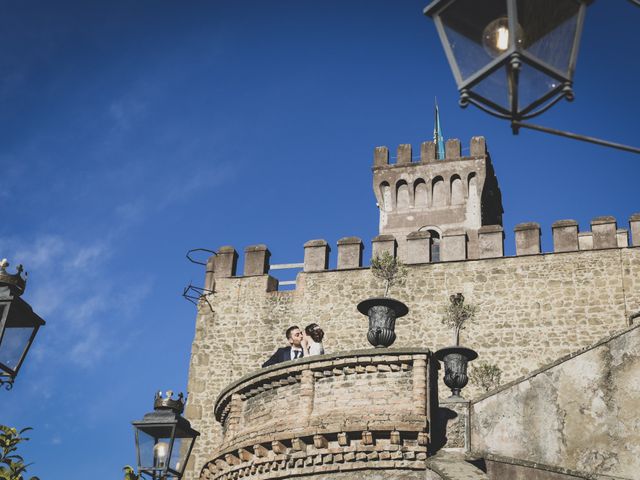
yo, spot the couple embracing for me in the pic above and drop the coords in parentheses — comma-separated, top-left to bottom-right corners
(262, 323, 325, 367)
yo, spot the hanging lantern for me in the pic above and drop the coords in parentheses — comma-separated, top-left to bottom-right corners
(424, 0, 593, 123)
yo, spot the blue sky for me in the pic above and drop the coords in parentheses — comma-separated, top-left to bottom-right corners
(1, 1, 638, 478)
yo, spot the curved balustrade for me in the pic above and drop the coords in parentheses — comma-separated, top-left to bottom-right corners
(201, 348, 437, 480)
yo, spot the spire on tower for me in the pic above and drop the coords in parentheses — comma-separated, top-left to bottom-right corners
(433, 100, 445, 160)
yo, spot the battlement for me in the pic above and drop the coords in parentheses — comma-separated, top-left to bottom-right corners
(204, 214, 640, 290)
(371, 136, 503, 261)
(373, 136, 487, 167)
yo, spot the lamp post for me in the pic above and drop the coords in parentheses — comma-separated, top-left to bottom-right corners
(132, 391, 200, 480)
(424, 0, 640, 154)
(0, 259, 45, 390)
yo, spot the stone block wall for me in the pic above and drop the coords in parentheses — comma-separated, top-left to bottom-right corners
(470, 323, 640, 479)
(186, 239, 640, 479)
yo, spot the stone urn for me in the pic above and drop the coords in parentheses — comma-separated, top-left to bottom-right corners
(357, 297, 409, 348)
(434, 346, 478, 398)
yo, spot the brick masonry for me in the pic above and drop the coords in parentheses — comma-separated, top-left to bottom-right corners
(200, 350, 434, 480)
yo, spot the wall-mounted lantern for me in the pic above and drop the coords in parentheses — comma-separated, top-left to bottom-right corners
(132, 391, 200, 479)
(0, 259, 45, 390)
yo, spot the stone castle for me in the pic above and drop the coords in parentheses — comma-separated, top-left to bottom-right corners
(185, 136, 640, 480)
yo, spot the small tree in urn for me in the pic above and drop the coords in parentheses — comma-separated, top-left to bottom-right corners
(357, 252, 409, 348)
(441, 293, 476, 346)
(435, 293, 479, 399)
(370, 251, 407, 297)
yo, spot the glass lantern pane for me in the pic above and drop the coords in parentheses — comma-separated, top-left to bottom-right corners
(170, 437, 187, 473)
(137, 430, 156, 470)
(471, 65, 510, 112)
(0, 325, 34, 372)
(171, 426, 197, 474)
(440, 0, 508, 81)
(518, 62, 561, 112)
(517, 0, 580, 76)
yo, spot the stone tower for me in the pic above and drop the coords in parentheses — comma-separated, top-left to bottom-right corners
(372, 136, 503, 260)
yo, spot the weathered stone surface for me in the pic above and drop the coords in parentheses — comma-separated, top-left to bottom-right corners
(397, 144, 412, 164)
(591, 216, 617, 249)
(445, 139, 461, 159)
(433, 398, 469, 451)
(514, 223, 540, 255)
(477, 225, 503, 259)
(470, 324, 640, 479)
(630, 213, 640, 247)
(484, 455, 592, 480)
(304, 240, 329, 272)
(244, 245, 270, 276)
(214, 246, 238, 278)
(421, 141, 436, 162)
(427, 451, 488, 479)
(371, 235, 397, 259)
(551, 220, 578, 253)
(441, 231, 466, 261)
(374, 146, 389, 166)
(578, 232, 593, 250)
(616, 228, 628, 248)
(406, 231, 431, 264)
(336, 237, 363, 270)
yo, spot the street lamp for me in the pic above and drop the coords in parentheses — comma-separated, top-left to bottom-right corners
(132, 391, 200, 480)
(0, 259, 45, 390)
(424, 0, 640, 154)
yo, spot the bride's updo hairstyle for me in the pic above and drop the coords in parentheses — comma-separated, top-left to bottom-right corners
(305, 323, 324, 343)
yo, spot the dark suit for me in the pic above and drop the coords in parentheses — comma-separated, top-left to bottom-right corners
(262, 346, 304, 367)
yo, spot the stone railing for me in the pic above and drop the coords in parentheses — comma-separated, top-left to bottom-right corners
(201, 349, 436, 480)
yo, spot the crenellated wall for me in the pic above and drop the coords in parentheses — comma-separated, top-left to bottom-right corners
(185, 219, 640, 478)
(205, 214, 640, 285)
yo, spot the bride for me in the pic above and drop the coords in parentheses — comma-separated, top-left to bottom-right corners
(302, 323, 325, 356)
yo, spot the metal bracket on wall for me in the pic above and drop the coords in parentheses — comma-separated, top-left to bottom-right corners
(186, 248, 216, 266)
(182, 284, 214, 312)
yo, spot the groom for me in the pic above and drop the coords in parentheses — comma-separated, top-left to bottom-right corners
(262, 325, 304, 367)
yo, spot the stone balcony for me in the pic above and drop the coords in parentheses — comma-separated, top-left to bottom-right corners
(200, 348, 438, 480)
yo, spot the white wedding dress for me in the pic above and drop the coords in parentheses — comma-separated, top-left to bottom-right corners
(307, 341, 325, 356)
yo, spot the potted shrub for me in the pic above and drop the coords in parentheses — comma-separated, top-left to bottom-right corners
(435, 293, 478, 398)
(357, 252, 408, 348)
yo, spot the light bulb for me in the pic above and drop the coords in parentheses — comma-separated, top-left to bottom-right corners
(482, 17, 524, 57)
(153, 441, 170, 468)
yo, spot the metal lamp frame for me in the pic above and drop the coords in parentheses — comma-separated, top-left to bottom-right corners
(132, 400, 200, 480)
(424, 0, 640, 154)
(0, 291, 45, 390)
(425, 0, 590, 121)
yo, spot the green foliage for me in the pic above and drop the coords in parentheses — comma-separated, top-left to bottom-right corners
(122, 466, 140, 480)
(370, 252, 407, 297)
(469, 362, 503, 392)
(0, 425, 39, 480)
(441, 293, 476, 345)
